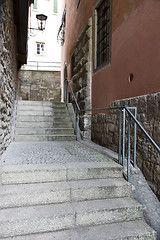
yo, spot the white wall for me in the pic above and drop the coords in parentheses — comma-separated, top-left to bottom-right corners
(22, 0, 62, 71)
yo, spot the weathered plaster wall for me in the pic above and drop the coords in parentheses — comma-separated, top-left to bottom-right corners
(0, 0, 18, 156)
(19, 70, 61, 101)
(92, 92, 160, 200)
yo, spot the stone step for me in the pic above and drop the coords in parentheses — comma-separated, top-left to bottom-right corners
(68, 178, 131, 201)
(2, 162, 123, 184)
(15, 121, 73, 128)
(72, 197, 143, 227)
(0, 203, 75, 238)
(17, 101, 65, 107)
(17, 105, 67, 111)
(0, 198, 144, 239)
(15, 128, 74, 135)
(0, 182, 70, 208)
(16, 116, 71, 122)
(0, 179, 131, 208)
(16, 110, 69, 117)
(3, 220, 156, 240)
(14, 134, 76, 142)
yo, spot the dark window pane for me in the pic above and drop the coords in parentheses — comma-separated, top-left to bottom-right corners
(96, 0, 111, 68)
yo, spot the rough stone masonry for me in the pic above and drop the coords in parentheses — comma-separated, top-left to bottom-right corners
(19, 70, 61, 102)
(0, 0, 18, 157)
(92, 92, 160, 201)
(71, 18, 92, 139)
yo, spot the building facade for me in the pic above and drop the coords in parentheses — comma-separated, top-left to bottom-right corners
(61, 0, 160, 200)
(19, 0, 62, 101)
(0, 0, 33, 156)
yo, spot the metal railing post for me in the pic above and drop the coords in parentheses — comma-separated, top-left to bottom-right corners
(118, 110, 122, 164)
(76, 110, 80, 140)
(64, 80, 66, 103)
(127, 114, 131, 181)
(75, 107, 77, 136)
(122, 108, 126, 168)
(66, 80, 69, 104)
(133, 107, 137, 167)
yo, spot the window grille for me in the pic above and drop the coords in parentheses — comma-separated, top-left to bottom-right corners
(94, 0, 112, 71)
(57, 9, 66, 46)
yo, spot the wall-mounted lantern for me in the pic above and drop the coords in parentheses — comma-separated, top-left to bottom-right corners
(29, 14, 48, 32)
(36, 14, 48, 31)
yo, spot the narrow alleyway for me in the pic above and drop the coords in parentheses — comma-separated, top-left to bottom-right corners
(0, 100, 158, 239)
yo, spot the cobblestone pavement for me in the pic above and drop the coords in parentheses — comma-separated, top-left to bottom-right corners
(0, 141, 111, 167)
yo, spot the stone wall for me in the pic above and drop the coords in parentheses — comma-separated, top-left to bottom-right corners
(0, 0, 18, 156)
(19, 70, 61, 102)
(91, 92, 160, 200)
(71, 18, 92, 139)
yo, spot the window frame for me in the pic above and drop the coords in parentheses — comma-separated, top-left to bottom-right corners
(36, 42, 45, 55)
(53, 0, 58, 14)
(33, 0, 37, 10)
(93, 0, 112, 74)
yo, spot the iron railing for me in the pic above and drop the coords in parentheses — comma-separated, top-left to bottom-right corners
(21, 61, 61, 71)
(64, 79, 160, 181)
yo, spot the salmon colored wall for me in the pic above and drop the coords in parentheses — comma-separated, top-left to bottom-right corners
(62, 0, 143, 79)
(112, 0, 144, 32)
(62, 0, 160, 108)
(93, 0, 160, 108)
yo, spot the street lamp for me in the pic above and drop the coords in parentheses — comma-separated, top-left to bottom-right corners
(29, 14, 48, 31)
(36, 14, 48, 31)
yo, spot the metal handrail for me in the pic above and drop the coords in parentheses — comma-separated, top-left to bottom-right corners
(125, 107, 160, 152)
(64, 78, 160, 181)
(66, 79, 80, 111)
(65, 79, 80, 139)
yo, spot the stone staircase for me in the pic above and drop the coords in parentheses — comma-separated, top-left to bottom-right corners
(0, 161, 156, 239)
(14, 100, 76, 141)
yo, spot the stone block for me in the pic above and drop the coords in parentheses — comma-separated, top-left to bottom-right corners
(142, 161, 154, 182)
(154, 165, 160, 186)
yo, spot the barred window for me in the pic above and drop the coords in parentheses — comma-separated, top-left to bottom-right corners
(93, 0, 112, 72)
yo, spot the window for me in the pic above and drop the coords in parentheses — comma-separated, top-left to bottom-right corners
(53, 0, 58, 13)
(36, 42, 45, 55)
(33, 0, 37, 9)
(77, 0, 80, 8)
(93, 0, 112, 72)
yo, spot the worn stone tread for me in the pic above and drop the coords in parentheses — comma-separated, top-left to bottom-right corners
(0, 203, 75, 238)
(69, 178, 131, 201)
(15, 122, 73, 128)
(15, 128, 74, 135)
(3, 220, 156, 240)
(16, 116, 71, 122)
(14, 135, 76, 142)
(0, 181, 70, 208)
